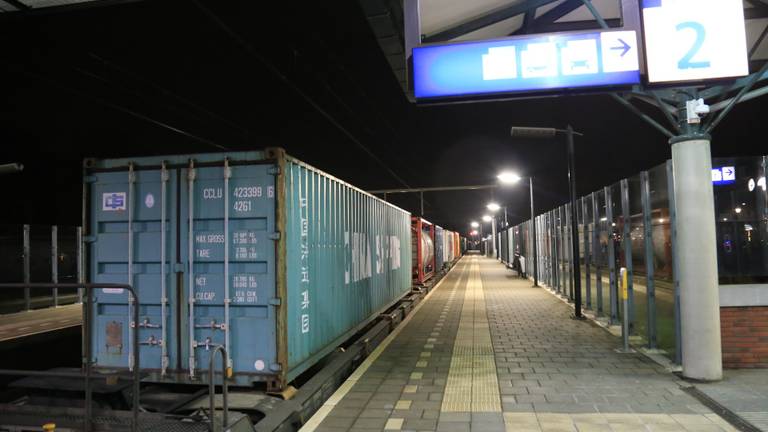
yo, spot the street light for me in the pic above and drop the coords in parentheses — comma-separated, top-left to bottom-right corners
(510, 125, 584, 318)
(487, 202, 501, 212)
(482, 215, 492, 222)
(497, 171, 522, 184)
(470, 221, 479, 228)
(497, 170, 539, 287)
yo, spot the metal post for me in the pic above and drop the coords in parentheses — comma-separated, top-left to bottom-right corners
(593, 192, 603, 315)
(76, 227, 84, 303)
(51, 226, 58, 307)
(620, 179, 634, 328)
(565, 204, 572, 300)
(567, 126, 583, 318)
(666, 160, 682, 365)
(583, 197, 591, 309)
(605, 186, 618, 324)
(529, 177, 538, 287)
(640, 170, 657, 349)
(558, 208, 564, 294)
(671, 134, 722, 380)
(23, 224, 31, 311)
(420, 191, 424, 216)
(491, 218, 497, 257)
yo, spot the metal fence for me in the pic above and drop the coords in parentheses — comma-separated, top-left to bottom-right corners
(0, 224, 83, 313)
(502, 155, 768, 363)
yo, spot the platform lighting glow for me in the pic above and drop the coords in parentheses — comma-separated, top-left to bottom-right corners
(470, 230, 479, 236)
(600, 217, 608, 222)
(497, 172, 522, 184)
(658, 218, 665, 223)
(487, 202, 501, 212)
(470, 221, 480, 228)
(735, 207, 742, 214)
(482, 215, 493, 222)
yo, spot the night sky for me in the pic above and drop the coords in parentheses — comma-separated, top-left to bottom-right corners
(1, 0, 767, 234)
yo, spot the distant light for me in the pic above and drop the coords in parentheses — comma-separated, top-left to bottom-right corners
(470, 230, 479, 236)
(497, 172, 522, 184)
(482, 215, 493, 222)
(735, 207, 742, 214)
(742, 202, 746, 206)
(723, 218, 728, 221)
(658, 218, 665, 223)
(470, 221, 479, 228)
(487, 202, 501, 212)
(744, 224, 754, 231)
(612, 222, 616, 227)
(600, 217, 608, 222)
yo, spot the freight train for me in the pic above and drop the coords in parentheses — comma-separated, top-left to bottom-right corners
(0, 148, 465, 431)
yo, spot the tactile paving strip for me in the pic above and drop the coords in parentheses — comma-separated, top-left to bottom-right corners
(441, 258, 502, 413)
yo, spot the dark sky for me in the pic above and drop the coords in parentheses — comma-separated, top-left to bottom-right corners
(1, 0, 766, 233)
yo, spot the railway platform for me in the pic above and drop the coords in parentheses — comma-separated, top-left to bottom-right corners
(0, 303, 81, 343)
(302, 255, 737, 432)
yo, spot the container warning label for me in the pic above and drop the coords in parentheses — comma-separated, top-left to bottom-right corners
(102, 192, 126, 211)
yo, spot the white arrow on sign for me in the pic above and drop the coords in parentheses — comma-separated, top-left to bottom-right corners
(722, 166, 736, 181)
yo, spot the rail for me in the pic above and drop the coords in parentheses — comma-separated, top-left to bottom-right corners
(0, 283, 140, 432)
(208, 345, 230, 431)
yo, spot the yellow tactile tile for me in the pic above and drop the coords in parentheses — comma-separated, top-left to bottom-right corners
(441, 258, 502, 413)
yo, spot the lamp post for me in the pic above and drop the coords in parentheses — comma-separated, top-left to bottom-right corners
(510, 125, 583, 318)
(486, 203, 500, 257)
(498, 171, 538, 287)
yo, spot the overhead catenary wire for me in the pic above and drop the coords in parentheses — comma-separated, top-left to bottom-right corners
(18, 67, 230, 151)
(191, 0, 413, 190)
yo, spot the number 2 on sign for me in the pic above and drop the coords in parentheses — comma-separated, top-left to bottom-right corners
(676, 21, 710, 70)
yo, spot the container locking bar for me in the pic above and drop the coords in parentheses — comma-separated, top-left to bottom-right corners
(223, 158, 233, 370)
(127, 163, 136, 371)
(160, 162, 169, 375)
(188, 159, 197, 378)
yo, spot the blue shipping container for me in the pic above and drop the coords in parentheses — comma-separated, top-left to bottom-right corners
(85, 148, 412, 389)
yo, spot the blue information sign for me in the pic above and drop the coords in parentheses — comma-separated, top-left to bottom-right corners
(412, 30, 641, 100)
(712, 166, 736, 186)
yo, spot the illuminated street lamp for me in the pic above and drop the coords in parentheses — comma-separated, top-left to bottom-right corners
(497, 171, 522, 184)
(482, 215, 492, 222)
(470, 221, 479, 228)
(487, 202, 501, 212)
(497, 170, 538, 287)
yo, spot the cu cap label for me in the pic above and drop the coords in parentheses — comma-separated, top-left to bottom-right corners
(102, 192, 126, 211)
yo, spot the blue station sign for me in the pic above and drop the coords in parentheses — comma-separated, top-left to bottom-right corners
(712, 166, 736, 186)
(412, 30, 641, 100)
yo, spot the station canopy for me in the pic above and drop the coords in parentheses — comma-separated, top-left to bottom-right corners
(358, 0, 768, 94)
(0, 0, 124, 12)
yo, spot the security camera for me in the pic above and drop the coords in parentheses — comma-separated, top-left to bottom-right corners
(686, 98, 709, 124)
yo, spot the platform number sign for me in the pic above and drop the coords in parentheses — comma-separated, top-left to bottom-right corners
(642, 0, 749, 84)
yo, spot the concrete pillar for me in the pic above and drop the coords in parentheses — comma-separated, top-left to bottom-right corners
(671, 137, 722, 381)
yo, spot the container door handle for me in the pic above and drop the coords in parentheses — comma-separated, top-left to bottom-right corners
(223, 159, 232, 370)
(127, 163, 135, 371)
(160, 162, 169, 375)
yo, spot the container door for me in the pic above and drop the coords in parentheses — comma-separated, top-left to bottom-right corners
(90, 166, 177, 373)
(180, 162, 277, 379)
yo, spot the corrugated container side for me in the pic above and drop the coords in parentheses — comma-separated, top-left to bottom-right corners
(86, 149, 412, 389)
(282, 155, 411, 382)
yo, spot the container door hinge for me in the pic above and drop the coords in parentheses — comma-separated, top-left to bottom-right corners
(173, 263, 185, 273)
(83, 175, 98, 183)
(269, 232, 281, 241)
(268, 166, 280, 175)
(83, 235, 97, 243)
(268, 298, 282, 306)
(269, 363, 282, 372)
